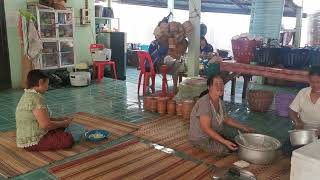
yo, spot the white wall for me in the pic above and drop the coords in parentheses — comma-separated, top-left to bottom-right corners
(111, 2, 314, 50)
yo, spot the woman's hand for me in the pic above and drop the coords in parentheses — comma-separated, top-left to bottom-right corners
(243, 127, 256, 133)
(223, 140, 238, 151)
(294, 122, 304, 130)
(63, 117, 73, 128)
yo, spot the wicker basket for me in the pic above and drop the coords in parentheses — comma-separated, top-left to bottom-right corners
(247, 90, 274, 112)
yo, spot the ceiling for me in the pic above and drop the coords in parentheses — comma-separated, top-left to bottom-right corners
(113, 0, 307, 18)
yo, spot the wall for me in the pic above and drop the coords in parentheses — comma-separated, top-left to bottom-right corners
(4, 0, 26, 88)
(4, 0, 95, 88)
(66, 0, 95, 64)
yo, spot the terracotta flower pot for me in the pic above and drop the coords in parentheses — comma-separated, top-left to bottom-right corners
(176, 103, 183, 116)
(182, 100, 194, 120)
(167, 100, 176, 115)
(143, 96, 153, 111)
(157, 97, 168, 115)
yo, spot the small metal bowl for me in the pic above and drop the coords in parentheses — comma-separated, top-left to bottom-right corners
(288, 129, 318, 146)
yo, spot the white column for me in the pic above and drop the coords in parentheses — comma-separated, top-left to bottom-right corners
(168, 0, 174, 21)
(187, 0, 201, 77)
(294, 6, 303, 47)
(107, 0, 112, 7)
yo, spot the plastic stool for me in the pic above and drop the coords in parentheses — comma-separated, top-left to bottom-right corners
(93, 61, 117, 81)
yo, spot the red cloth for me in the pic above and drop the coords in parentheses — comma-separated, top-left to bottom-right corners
(24, 128, 74, 151)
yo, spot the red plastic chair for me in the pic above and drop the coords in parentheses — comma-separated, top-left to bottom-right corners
(90, 44, 117, 81)
(136, 51, 156, 96)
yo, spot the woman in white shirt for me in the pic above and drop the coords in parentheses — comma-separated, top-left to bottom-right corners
(289, 65, 320, 130)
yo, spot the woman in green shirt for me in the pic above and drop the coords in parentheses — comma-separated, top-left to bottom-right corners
(16, 70, 74, 151)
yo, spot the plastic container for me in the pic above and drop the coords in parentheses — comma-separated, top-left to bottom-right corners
(255, 47, 280, 66)
(69, 72, 91, 87)
(65, 123, 86, 142)
(231, 38, 262, 64)
(91, 48, 112, 61)
(279, 48, 310, 70)
(275, 93, 296, 117)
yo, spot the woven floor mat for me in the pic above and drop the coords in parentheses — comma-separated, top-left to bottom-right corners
(134, 115, 239, 167)
(49, 139, 212, 180)
(134, 115, 291, 180)
(0, 112, 139, 178)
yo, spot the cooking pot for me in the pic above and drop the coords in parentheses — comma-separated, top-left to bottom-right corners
(288, 129, 318, 146)
(235, 133, 281, 165)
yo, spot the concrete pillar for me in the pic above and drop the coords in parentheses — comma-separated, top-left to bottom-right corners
(294, 6, 303, 47)
(107, 0, 112, 7)
(249, 0, 285, 40)
(187, 0, 201, 77)
(168, 0, 174, 21)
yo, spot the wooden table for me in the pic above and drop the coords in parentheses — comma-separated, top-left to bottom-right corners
(219, 61, 309, 98)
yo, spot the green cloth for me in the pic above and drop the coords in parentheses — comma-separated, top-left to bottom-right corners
(174, 77, 207, 102)
(15, 89, 48, 148)
(204, 63, 220, 78)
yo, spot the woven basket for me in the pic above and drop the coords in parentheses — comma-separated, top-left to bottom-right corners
(231, 37, 262, 64)
(247, 90, 274, 112)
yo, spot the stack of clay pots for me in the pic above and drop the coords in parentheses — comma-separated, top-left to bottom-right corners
(143, 95, 195, 120)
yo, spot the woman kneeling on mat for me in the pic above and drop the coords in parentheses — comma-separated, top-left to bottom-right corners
(189, 74, 255, 155)
(16, 70, 74, 151)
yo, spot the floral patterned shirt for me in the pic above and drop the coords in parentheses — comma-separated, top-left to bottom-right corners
(15, 89, 48, 148)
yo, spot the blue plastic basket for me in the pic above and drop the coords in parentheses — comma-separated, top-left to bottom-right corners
(279, 48, 310, 70)
(308, 48, 320, 66)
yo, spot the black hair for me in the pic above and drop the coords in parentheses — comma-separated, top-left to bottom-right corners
(200, 36, 207, 44)
(199, 74, 223, 98)
(27, 70, 49, 89)
(207, 74, 223, 87)
(309, 65, 320, 76)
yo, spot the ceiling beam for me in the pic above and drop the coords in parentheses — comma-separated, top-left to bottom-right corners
(115, 0, 307, 17)
(227, 0, 250, 13)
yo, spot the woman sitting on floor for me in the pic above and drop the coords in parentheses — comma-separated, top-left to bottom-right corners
(16, 70, 74, 151)
(189, 74, 255, 154)
(289, 65, 320, 131)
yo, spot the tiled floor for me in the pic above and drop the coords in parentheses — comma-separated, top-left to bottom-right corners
(0, 67, 296, 179)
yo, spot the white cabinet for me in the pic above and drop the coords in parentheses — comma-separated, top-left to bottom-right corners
(29, 6, 75, 69)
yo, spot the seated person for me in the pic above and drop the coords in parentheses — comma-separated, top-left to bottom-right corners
(289, 65, 320, 130)
(200, 36, 214, 60)
(148, 37, 169, 73)
(189, 74, 255, 154)
(16, 70, 74, 151)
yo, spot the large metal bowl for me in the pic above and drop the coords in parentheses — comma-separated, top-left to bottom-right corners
(288, 129, 318, 146)
(235, 133, 282, 165)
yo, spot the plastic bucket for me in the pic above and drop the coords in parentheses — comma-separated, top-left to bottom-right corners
(65, 123, 86, 142)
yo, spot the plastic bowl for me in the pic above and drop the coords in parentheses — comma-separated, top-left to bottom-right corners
(85, 130, 109, 142)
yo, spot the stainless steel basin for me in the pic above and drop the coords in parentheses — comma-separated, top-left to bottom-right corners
(235, 133, 281, 165)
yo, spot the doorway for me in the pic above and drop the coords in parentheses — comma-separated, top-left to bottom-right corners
(0, 0, 12, 89)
